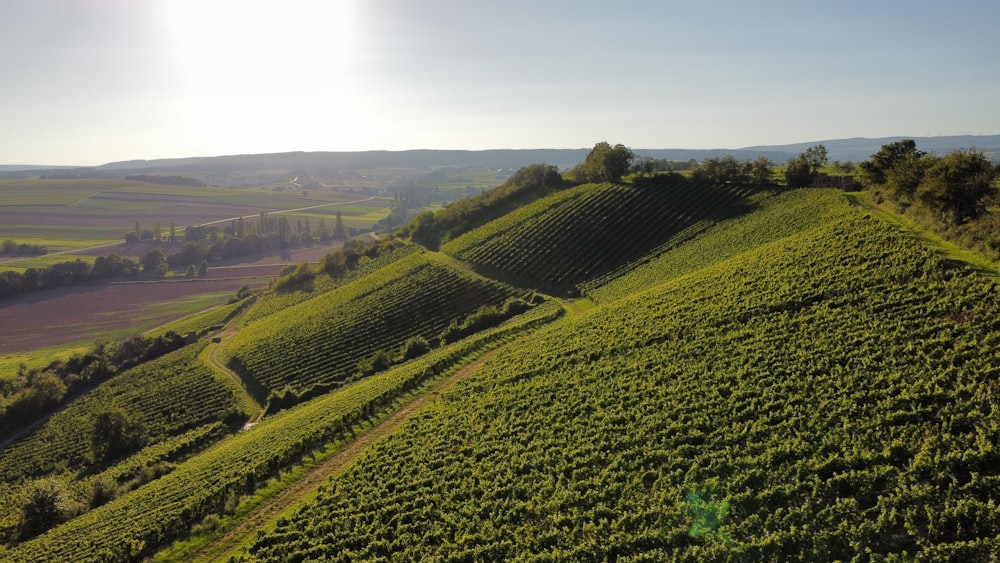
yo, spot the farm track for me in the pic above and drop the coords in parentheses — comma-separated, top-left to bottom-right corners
(202, 329, 266, 428)
(189, 344, 511, 563)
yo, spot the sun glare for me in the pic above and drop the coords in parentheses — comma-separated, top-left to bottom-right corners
(158, 0, 368, 152)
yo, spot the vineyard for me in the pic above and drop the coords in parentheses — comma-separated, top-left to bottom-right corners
(240, 243, 419, 325)
(223, 252, 520, 400)
(442, 176, 752, 293)
(1, 302, 562, 562)
(236, 195, 1000, 560)
(6, 178, 1000, 561)
(582, 188, 857, 302)
(0, 342, 245, 541)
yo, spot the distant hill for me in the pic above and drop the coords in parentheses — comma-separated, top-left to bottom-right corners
(1, 135, 996, 183)
(741, 134, 1000, 162)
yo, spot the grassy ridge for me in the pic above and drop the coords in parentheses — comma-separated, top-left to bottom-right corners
(224, 252, 519, 398)
(443, 176, 751, 293)
(238, 194, 1000, 560)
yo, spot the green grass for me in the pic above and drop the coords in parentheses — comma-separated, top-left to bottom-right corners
(0, 253, 98, 272)
(0, 343, 91, 381)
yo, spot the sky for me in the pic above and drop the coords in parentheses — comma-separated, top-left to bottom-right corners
(1, 0, 999, 165)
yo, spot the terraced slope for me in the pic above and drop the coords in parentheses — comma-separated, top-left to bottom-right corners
(223, 252, 520, 399)
(239, 193, 1000, 560)
(442, 176, 751, 293)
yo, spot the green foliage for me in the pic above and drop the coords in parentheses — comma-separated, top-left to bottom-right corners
(583, 189, 854, 302)
(0, 343, 242, 488)
(861, 141, 999, 225)
(4, 304, 561, 562)
(17, 478, 78, 541)
(398, 336, 431, 362)
(570, 142, 636, 184)
(271, 262, 315, 292)
(915, 148, 997, 224)
(691, 155, 751, 186)
(90, 408, 148, 464)
(784, 144, 828, 188)
(858, 139, 924, 188)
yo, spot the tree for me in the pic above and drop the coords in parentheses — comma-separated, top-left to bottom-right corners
(859, 139, 924, 188)
(691, 156, 750, 186)
(784, 144, 829, 188)
(18, 478, 74, 540)
(333, 211, 346, 240)
(750, 156, 775, 186)
(572, 142, 635, 184)
(140, 249, 166, 274)
(198, 259, 209, 277)
(90, 408, 147, 464)
(915, 148, 997, 224)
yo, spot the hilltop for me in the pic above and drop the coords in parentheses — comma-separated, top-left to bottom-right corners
(2, 142, 1000, 560)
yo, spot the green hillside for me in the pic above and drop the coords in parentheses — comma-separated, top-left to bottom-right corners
(442, 175, 751, 294)
(0, 343, 244, 541)
(2, 303, 562, 562)
(223, 252, 522, 402)
(239, 190, 1000, 560)
(7, 179, 1000, 561)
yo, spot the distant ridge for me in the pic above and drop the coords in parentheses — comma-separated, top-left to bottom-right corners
(1, 135, 996, 180)
(741, 134, 1000, 162)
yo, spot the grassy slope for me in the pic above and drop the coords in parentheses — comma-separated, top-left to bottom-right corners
(237, 189, 1000, 560)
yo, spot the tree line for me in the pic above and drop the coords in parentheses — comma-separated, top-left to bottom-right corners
(0, 211, 353, 301)
(859, 140, 999, 224)
(0, 332, 190, 439)
(1, 240, 47, 257)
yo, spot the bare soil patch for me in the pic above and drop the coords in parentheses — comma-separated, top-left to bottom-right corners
(0, 278, 263, 355)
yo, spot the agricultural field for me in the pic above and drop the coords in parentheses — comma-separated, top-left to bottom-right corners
(0, 279, 248, 355)
(4, 150, 1000, 562)
(443, 176, 752, 293)
(1, 302, 562, 562)
(0, 177, 393, 270)
(223, 252, 523, 399)
(235, 191, 1000, 560)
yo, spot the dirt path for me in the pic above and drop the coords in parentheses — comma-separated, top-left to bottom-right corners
(189, 345, 507, 562)
(201, 330, 265, 427)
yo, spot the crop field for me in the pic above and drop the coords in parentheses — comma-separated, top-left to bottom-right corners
(443, 177, 752, 293)
(223, 252, 520, 396)
(236, 194, 1000, 560)
(0, 280, 251, 355)
(0, 178, 392, 265)
(2, 303, 562, 562)
(0, 342, 245, 540)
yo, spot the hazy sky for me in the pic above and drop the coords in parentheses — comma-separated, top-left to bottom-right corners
(2, 0, 998, 165)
